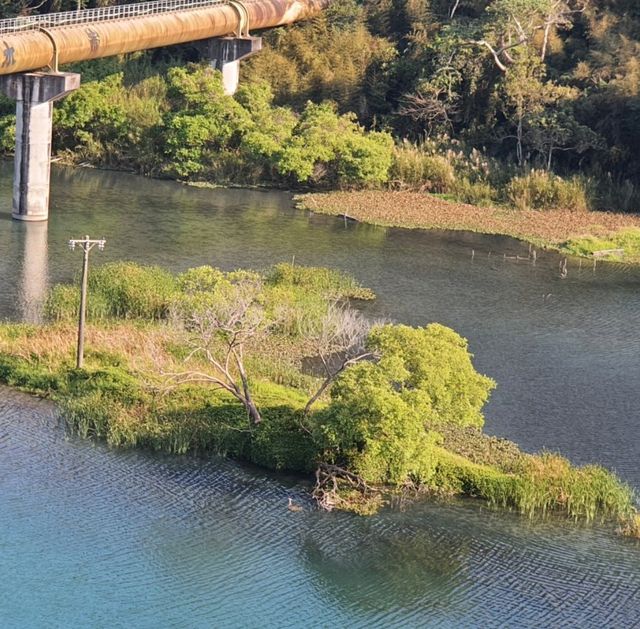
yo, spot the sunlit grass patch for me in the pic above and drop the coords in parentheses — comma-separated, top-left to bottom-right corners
(562, 227, 640, 262)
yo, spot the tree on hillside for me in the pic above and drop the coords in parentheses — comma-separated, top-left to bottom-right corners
(467, 0, 588, 71)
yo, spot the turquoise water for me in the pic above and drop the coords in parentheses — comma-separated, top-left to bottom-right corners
(0, 164, 639, 626)
(2, 388, 639, 628)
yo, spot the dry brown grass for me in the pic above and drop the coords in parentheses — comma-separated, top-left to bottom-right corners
(0, 323, 183, 373)
(297, 191, 640, 249)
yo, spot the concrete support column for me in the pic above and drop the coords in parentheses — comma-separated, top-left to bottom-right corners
(0, 72, 80, 221)
(207, 37, 262, 95)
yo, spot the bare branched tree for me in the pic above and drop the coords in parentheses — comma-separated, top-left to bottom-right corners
(300, 302, 378, 415)
(398, 86, 461, 133)
(165, 280, 268, 426)
(466, 0, 589, 72)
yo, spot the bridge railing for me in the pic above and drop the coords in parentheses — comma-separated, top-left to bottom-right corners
(0, 0, 230, 35)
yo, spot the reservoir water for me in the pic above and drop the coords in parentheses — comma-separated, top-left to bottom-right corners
(0, 163, 639, 626)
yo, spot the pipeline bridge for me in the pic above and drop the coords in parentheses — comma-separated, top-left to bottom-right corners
(0, 0, 329, 221)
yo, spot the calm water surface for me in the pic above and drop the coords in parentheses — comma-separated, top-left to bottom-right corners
(0, 163, 639, 626)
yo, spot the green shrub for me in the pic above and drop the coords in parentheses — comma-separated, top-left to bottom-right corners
(92, 262, 176, 319)
(506, 170, 593, 211)
(46, 262, 177, 321)
(0, 114, 15, 153)
(315, 323, 495, 484)
(277, 102, 394, 187)
(451, 177, 496, 206)
(365, 324, 495, 429)
(266, 262, 375, 300)
(390, 144, 456, 193)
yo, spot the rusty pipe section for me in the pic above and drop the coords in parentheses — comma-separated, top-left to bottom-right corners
(0, 0, 330, 75)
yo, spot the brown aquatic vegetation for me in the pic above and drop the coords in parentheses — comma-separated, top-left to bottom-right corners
(297, 191, 640, 250)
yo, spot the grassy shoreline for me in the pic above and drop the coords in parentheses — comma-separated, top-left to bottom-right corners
(296, 191, 640, 263)
(0, 321, 636, 531)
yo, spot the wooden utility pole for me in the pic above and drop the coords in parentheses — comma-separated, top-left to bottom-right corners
(68, 236, 105, 369)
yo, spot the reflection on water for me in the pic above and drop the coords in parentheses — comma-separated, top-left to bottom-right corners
(0, 163, 639, 626)
(19, 222, 48, 322)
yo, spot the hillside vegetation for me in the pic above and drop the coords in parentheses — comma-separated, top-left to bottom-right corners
(0, 0, 639, 212)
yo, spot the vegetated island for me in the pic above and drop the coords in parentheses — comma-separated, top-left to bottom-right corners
(1, 261, 638, 536)
(296, 191, 640, 263)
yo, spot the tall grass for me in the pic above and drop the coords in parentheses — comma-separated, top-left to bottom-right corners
(506, 170, 593, 212)
(390, 144, 455, 193)
(46, 262, 177, 321)
(432, 448, 635, 522)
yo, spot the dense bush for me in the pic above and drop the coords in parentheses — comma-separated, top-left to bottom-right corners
(390, 144, 456, 192)
(316, 324, 495, 484)
(42, 258, 377, 334)
(506, 170, 593, 212)
(266, 262, 375, 300)
(49, 64, 396, 189)
(46, 262, 177, 321)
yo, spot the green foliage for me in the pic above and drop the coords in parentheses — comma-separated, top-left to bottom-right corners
(512, 454, 636, 521)
(266, 262, 375, 300)
(276, 102, 393, 186)
(46, 262, 176, 321)
(390, 144, 456, 192)
(162, 66, 251, 179)
(506, 170, 593, 211)
(366, 324, 495, 428)
(243, 9, 395, 119)
(431, 448, 635, 522)
(0, 113, 15, 153)
(451, 178, 496, 206)
(317, 361, 442, 484)
(89, 262, 177, 319)
(315, 323, 495, 484)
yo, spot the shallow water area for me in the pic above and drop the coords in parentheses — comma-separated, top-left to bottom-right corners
(1, 387, 639, 627)
(0, 163, 639, 626)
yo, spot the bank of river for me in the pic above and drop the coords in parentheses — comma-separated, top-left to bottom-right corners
(1, 162, 639, 625)
(297, 190, 640, 262)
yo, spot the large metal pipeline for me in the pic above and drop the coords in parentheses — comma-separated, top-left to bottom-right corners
(0, 0, 330, 75)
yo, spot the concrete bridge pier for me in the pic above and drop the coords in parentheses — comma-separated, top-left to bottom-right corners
(207, 37, 262, 95)
(0, 72, 80, 221)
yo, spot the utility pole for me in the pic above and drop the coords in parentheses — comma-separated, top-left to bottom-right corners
(68, 236, 105, 369)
